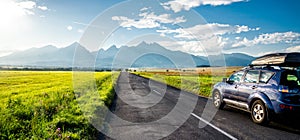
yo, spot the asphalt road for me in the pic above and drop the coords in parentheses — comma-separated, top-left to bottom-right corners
(103, 72, 300, 140)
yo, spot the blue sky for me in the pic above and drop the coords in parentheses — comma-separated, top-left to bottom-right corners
(0, 0, 300, 57)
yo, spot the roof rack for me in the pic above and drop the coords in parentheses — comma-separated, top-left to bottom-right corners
(250, 52, 300, 67)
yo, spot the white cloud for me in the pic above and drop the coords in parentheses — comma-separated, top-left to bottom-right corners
(202, 0, 247, 6)
(162, 0, 201, 13)
(140, 7, 149, 11)
(17, 1, 36, 15)
(38, 6, 48, 11)
(0, 0, 30, 30)
(286, 45, 300, 52)
(156, 36, 226, 55)
(233, 32, 300, 47)
(157, 23, 258, 40)
(67, 26, 73, 31)
(0, 0, 32, 17)
(156, 23, 258, 55)
(162, 0, 247, 13)
(0, 0, 49, 20)
(112, 11, 186, 29)
(140, 12, 186, 24)
(112, 16, 160, 29)
(18, 1, 36, 9)
(235, 25, 259, 33)
(256, 32, 300, 44)
(232, 37, 250, 47)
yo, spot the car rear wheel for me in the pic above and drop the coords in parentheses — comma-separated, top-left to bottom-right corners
(213, 90, 225, 109)
(251, 100, 269, 125)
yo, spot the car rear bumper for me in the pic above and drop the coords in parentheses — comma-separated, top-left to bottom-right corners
(272, 100, 300, 114)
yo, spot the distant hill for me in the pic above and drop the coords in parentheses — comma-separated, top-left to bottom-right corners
(0, 42, 93, 67)
(0, 42, 255, 68)
(208, 53, 255, 67)
(224, 53, 255, 66)
(94, 42, 209, 68)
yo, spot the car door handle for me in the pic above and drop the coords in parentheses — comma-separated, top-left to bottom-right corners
(252, 86, 257, 89)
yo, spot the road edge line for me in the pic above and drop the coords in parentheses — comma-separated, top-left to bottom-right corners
(191, 113, 238, 140)
(153, 89, 161, 95)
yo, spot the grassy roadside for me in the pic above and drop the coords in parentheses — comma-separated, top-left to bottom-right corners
(133, 67, 239, 97)
(0, 71, 119, 139)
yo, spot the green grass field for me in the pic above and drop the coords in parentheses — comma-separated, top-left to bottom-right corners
(134, 67, 239, 97)
(0, 71, 118, 139)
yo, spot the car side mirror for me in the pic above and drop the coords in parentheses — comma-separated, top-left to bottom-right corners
(223, 78, 234, 84)
(222, 78, 227, 83)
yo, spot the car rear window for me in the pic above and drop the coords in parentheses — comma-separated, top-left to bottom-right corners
(280, 70, 300, 87)
(287, 74, 298, 81)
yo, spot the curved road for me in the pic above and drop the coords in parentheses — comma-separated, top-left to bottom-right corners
(103, 72, 300, 139)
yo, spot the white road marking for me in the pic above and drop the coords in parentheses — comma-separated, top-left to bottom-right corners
(153, 90, 161, 95)
(191, 113, 238, 140)
(142, 82, 146, 85)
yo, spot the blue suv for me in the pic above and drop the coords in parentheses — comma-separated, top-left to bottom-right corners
(212, 53, 300, 124)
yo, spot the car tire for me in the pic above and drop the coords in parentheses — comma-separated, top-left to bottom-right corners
(213, 90, 225, 109)
(251, 100, 269, 125)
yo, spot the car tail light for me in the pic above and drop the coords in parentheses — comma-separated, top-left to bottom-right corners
(279, 85, 289, 93)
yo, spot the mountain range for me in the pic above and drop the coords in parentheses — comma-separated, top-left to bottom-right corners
(0, 42, 255, 68)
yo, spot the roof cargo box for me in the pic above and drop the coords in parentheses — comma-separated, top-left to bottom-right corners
(251, 53, 300, 67)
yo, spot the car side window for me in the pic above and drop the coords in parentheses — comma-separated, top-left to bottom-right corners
(259, 71, 274, 83)
(228, 71, 244, 83)
(244, 70, 259, 83)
